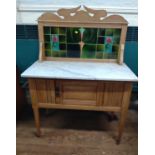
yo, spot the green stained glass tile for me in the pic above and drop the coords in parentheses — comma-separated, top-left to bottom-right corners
(59, 35, 66, 43)
(96, 52, 103, 59)
(60, 43, 66, 50)
(51, 27, 59, 34)
(98, 28, 105, 36)
(82, 44, 96, 58)
(67, 44, 80, 58)
(83, 28, 97, 43)
(59, 27, 66, 34)
(103, 52, 117, 59)
(98, 37, 104, 44)
(112, 44, 119, 52)
(44, 35, 50, 42)
(105, 29, 113, 36)
(113, 36, 120, 44)
(52, 51, 60, 57)
(97, 44, 105, 52)
(45, 50, 52, 56)
(44, 27, 50, 34)
(60, 51, 67, 57)
(113, 29, 121, 36)
(44, 43, 51, 50)
(103, 53, 109, 59)
(104, 36, 113, 53)
(108, 53, 117, 59)
(67, 28, 81, 43)
(51, 35, 59, 51)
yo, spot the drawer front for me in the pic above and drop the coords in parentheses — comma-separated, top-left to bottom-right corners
(61, 80, 98, 106)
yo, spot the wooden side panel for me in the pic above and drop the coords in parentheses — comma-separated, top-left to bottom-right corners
(61, 80, 98, 106)
(28, 79, 38, 106)
(102, 82, 124, 107)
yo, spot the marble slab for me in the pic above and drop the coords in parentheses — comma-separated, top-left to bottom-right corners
(21, 61, 138, 82)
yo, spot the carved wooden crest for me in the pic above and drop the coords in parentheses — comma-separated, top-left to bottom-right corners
(38, 5, 128, 24)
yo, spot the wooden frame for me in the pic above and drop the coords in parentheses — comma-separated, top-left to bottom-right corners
(38, 5, 128, 64)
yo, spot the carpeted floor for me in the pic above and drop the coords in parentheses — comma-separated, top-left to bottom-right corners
(16, 104, 138, 155)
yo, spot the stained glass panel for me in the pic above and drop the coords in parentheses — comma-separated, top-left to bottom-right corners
(43, 26, 121, 59)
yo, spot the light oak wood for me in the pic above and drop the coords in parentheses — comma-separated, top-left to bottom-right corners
(38, 102, 121, 112)
(103, 82, 124, 107)
(38, 6, 127, 24)
(118, 25, 128, 64)
(45, 57, 117, 63)
(46, 79, 55, 103)
(28, 79, 38, 106)
(61, 80, 97, 105)
(28, 79, 41, 136)
(35, 79, 47, 103)
(38, 23, 44, 61)
(32, 107, 41, 137)
(96, 81, 103, 106)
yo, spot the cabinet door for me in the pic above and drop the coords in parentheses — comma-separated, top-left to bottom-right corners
(60, 80, 99, 106)
(102, 82, 125, 107)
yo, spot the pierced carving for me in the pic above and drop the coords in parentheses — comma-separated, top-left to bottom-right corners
(38, 5, 128, 24)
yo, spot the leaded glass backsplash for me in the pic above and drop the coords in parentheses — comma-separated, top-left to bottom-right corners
(44, 27, 121, 59)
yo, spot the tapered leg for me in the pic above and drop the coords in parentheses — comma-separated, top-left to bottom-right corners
(117, 82, 132, 144)
(33, 107, 41, 137)
(117, 110, 129, 144)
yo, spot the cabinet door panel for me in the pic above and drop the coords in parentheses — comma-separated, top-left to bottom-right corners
(61, 80, 98, 105)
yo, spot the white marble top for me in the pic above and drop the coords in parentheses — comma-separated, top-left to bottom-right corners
(21, 61, 138, 82)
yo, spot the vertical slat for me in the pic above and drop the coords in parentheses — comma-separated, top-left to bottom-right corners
(35, 79, 47, 103)
(117, 82, 132, 144)
(103, 82, 124, 107)
(55, 80, 62, 104)
(96, 81, 103, 106)
(118, 25, 128, 64)
(46, 79, 55, 103)
(59, 80, 63, 104)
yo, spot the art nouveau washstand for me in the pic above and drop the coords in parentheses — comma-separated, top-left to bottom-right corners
(21, 6, 138, 144)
